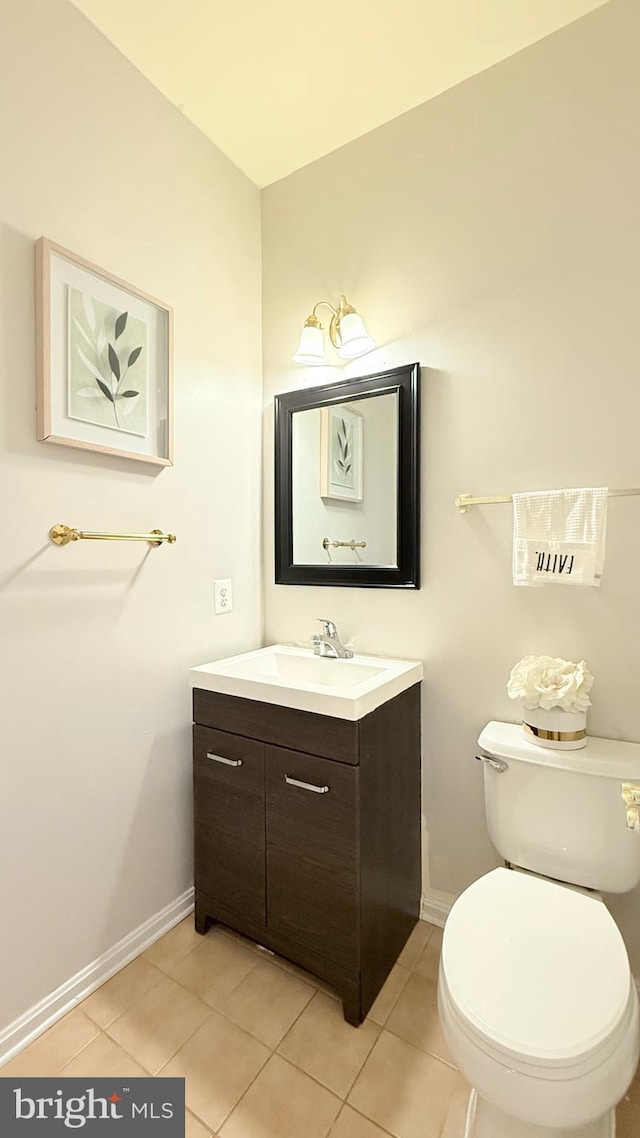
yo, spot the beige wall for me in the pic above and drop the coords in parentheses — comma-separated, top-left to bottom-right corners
(262, 0, 640, 966)
(0, 0, 262, 1033)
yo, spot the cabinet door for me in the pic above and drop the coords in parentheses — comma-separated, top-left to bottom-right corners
(193, 726, 265, 924)
(266, 745, 359, 969)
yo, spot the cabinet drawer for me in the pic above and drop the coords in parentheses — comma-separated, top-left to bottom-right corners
(193, 689, 360, 764)
(193, 726, 265, 924)
(266, 746, 359, 969)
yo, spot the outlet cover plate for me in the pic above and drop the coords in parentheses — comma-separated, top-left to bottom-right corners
(214, 578, 233, 615)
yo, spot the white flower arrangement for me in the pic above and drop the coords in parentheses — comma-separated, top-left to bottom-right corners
(507, 655, 594, 713)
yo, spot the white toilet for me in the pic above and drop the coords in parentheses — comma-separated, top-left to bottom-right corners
(438, 721, 640, 1138)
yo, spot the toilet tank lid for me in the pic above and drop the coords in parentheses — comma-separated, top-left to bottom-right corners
(442, 868, 631, 1066)
(479, 721, 640, 779)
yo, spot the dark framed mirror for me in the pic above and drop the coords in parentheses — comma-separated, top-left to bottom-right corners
(275, 362, 420, 588)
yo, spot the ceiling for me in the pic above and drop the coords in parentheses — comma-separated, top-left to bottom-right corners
(71, 0, 609, 187)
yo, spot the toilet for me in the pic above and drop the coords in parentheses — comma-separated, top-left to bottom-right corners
(438, 721, 640, 1138)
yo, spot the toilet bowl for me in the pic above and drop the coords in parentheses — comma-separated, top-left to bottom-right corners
(438, 868, 639, 1136)
(437, 721, 640, 1135)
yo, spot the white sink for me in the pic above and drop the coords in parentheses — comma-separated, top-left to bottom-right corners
(189, 644, 423, 721)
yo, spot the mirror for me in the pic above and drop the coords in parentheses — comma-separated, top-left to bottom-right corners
(275, 363, 420, 588)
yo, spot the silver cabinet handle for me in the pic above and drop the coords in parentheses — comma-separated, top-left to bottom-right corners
(475, 753, 508, 773)
(285, 774, 329, 794)
(207, 752, 243, 767)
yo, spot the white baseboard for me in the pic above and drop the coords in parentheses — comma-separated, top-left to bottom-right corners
(0, 887, 195, 1068)
(421, 888, 455, 927)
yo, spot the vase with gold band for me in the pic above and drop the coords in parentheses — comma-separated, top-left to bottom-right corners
(522, 706, 588, 750)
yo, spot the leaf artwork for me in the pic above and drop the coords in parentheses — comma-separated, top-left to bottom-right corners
(75, 344, 111, 388)
(68, 289, 146, 434)
(324, 406, 363, 498)
(100, 338, 143, 426)
(82, 293, 96, 331)
(334, 417, 353, 478)
(72, 317, 95, 351)
(96, 377, 114, 403)
(108, 343, 121, 381)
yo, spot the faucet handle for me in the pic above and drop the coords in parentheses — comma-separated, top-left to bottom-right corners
(317, 618, 338, 637)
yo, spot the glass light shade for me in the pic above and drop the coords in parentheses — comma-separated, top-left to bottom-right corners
(292, 324, 327, 365)
(337, 311, 376, 359)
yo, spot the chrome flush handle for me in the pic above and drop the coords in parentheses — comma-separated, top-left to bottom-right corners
(475, 753, 509, 774)
(621, 783, 640, 832)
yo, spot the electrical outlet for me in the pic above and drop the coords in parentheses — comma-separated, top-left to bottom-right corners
(214, 578, 233, 615)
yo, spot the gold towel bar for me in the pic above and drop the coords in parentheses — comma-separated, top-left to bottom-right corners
(455, 489, 640, 514)
(322, 537, 367, 551)
(50, 524, 176, 547)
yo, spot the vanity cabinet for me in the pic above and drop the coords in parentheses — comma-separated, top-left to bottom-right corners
(193, 727, 266, 925)
(266, 746, 360, 972)
(192, 683, 421, 1025)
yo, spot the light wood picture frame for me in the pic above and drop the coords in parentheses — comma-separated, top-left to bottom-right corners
(35, 237, 174, 466)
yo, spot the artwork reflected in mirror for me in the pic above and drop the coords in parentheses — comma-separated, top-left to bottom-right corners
(320, 403, 364, 503)
(275, 363, 420, 588)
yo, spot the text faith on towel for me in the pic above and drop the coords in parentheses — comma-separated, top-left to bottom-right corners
(535, 552, 574, 575)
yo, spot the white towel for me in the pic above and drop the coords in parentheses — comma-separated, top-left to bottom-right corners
(512, 487, 608, 587)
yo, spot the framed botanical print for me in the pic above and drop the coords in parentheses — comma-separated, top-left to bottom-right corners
(35, 238, 173, 466)
(319, 403, 364, 501)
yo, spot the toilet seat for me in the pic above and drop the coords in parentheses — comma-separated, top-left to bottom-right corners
(442, 868, 632, 1073)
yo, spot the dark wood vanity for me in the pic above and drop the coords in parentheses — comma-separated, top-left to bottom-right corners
(192, 682, 421, 1025)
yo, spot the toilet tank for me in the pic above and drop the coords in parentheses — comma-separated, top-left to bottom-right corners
(478, 722, 640, 893)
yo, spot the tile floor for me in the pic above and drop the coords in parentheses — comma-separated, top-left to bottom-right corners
(2, 916, 639, 1138)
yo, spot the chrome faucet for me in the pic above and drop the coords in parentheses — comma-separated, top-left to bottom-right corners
(312, 619, 353, 659)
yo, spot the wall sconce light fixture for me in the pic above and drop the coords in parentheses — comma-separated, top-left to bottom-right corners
(292, 295, 376, 365)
